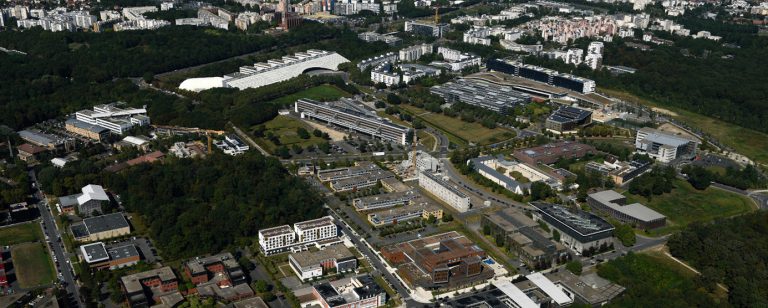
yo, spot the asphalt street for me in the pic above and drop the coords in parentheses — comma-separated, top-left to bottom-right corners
(29, 170, 83, 308)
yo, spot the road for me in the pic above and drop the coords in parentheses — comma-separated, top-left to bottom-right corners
(230, 123, 270, 156)
(28, 170, 83, 308)
(325, 206, 422, 305)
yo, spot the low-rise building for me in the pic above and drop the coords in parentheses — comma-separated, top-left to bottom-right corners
(430, 78, 530, 115)
(418, 171, 471, 212)
(404, 21, 448, 37)
(353, 190, 420, 212)
(530, 202, 614, 255)
(587, 190, 666, 229)
(65, 119, 109, 142)
(184, 252, 253, 301)
(513, 142, 596, 165)
(635, 127, 699, 163)
(329, 170, 394, 192)
(75, 103, 150, 135)
(79, 242, 140, 270)
(121, 267, 180, 307)
(482, 208, 567, 269)
(545, 106, 592, 134)
(16, 143, 46, 163)
(71, 213, 131, 242)
(312, 275, 386, 308)
(113, 136, 151, 152)
(367, 202, 443, 227)
(289, 244, 357, 281)
(296, 98, 409, 145)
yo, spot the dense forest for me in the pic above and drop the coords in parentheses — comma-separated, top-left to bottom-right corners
(668, 212, 768, 307)
(97, 152, 326, 260)
(0, 22, 388, 130)
(522, 16, 768, 134)
(597, 252, 722, 307)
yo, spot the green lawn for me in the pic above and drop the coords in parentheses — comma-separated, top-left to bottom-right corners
(417, 130, 436, 151)
(624, 179, 755, 235)
(400, 105, 516, 146)
(601, 88, 768, 165)
(11, 243, 56, 288)
(0, 222, 44, 246)
(255, 115, 327, 152)
(267, 84, 351, 106)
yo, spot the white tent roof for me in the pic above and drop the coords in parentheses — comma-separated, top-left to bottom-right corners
(77, 184, 109, 205)
(179, 77, 225, 92)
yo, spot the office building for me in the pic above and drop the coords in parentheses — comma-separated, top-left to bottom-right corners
(316, 161, 380, 182)
(353, 190, 420, 211)
(587, 190, 666, 229)
(70, 213, 131, 242)
(114, 136, 151, 152)
(216, 50, 349, 90)
(329, 170, 394, 192)
(399, 63, 442, 85)
(312, 275, 386, 308)
(470, 156, 528, 194)
(482, 208, 567, 269)
(367, 202, 443, 227)
(65, 119, 110, 142)
(18, 129, 72, 151)
(185, 253, 253, 301)
(405, 20, 449, 37)
(258, 216, 339, 255)
(513, 141, 596, 165)
(487, 58, 596, 94)
(445, 271, 625, 307)
(586, 158, 651, 185)
(75, 104, 150, 135)
(430, 79, 531, 114)
(635, 127, 698, 163)
(531, 202, 614, 254)
(79, 242, 141, 270)
(381, 232, 491, 288)
(545, 106, 593, 134)
(296, 98, 409, 145)
(398, 43, 433, 62)
(418, 171, 471, 212)
(432, 47, 482, 71)
(121, 267, 181, 307)
(215, 134, 249, 155)
(289, 244, 357, 280)
(357, 52, 398, 71)
(357, 32, 401, 46)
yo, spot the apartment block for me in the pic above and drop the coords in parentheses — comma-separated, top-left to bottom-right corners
(418, 171, 471, 212)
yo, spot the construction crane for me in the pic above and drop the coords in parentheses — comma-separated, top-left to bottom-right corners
(207, 133, 213, 155)
(434, 6, 440, 25)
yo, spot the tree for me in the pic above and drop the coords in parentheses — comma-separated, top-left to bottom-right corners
(442, 213, 454, 222)
(386, 93, 402, 105)
(143, 72, 154, 83)
(566, 260, 582, 275)
(253, 280, 270, 293)
(483, 225, 491, 235)
(552, 229, 560, 242)
(296, 127, 310, 139)
(374, 101, 386, 108)
(313, 129, 323, 137)
(683, 165, 713, 190)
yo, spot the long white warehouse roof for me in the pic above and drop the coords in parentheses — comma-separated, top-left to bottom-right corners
(526, 272, 573, 306)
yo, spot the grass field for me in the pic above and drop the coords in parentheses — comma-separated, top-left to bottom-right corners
(601, 88, 768, 165)
(0, 222, 44, 246)
(255, 115, 327, 152)
(11, 243, 56, 288)
(400, 105, 515, 146)
(624, 179, 755, 235)
(417, 130, 436, 151)
(267, 85, 351, 106)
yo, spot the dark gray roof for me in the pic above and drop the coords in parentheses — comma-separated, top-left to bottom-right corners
(108, 244, 140, 260)
(83, 213, 129, 234)
(58, 194, 82, 207)
(548, 106, 592, 124)
(65, 118, 109, 134)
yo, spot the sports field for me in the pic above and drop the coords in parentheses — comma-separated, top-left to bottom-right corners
(11, 243, 56, 288)
(0, 222, 44, 246)
(400, 105, 515, 146)
(268, 85, 350, 106)
(624, 179, 755, 235)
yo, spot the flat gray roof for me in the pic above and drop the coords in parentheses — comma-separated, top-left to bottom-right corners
(83, 212, 129, 234)
(589, 190, 666, 222)
(108, 244, 140, 260)
(290, 244, 355, 269)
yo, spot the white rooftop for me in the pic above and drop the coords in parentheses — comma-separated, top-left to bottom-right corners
(122, 136, 149, 146)
(493, 280, 538, 308)
(77, 184, 109, 205)
(589, 190, 666, 222)
(179, 77, 225, 92)
(527, 272, 573, 305)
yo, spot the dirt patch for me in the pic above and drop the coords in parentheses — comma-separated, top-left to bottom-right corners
(651, 107, 678, 117)
(303, 121, 347, 141)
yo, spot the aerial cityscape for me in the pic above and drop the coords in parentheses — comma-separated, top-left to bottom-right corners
(0, 0, 767, 307)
